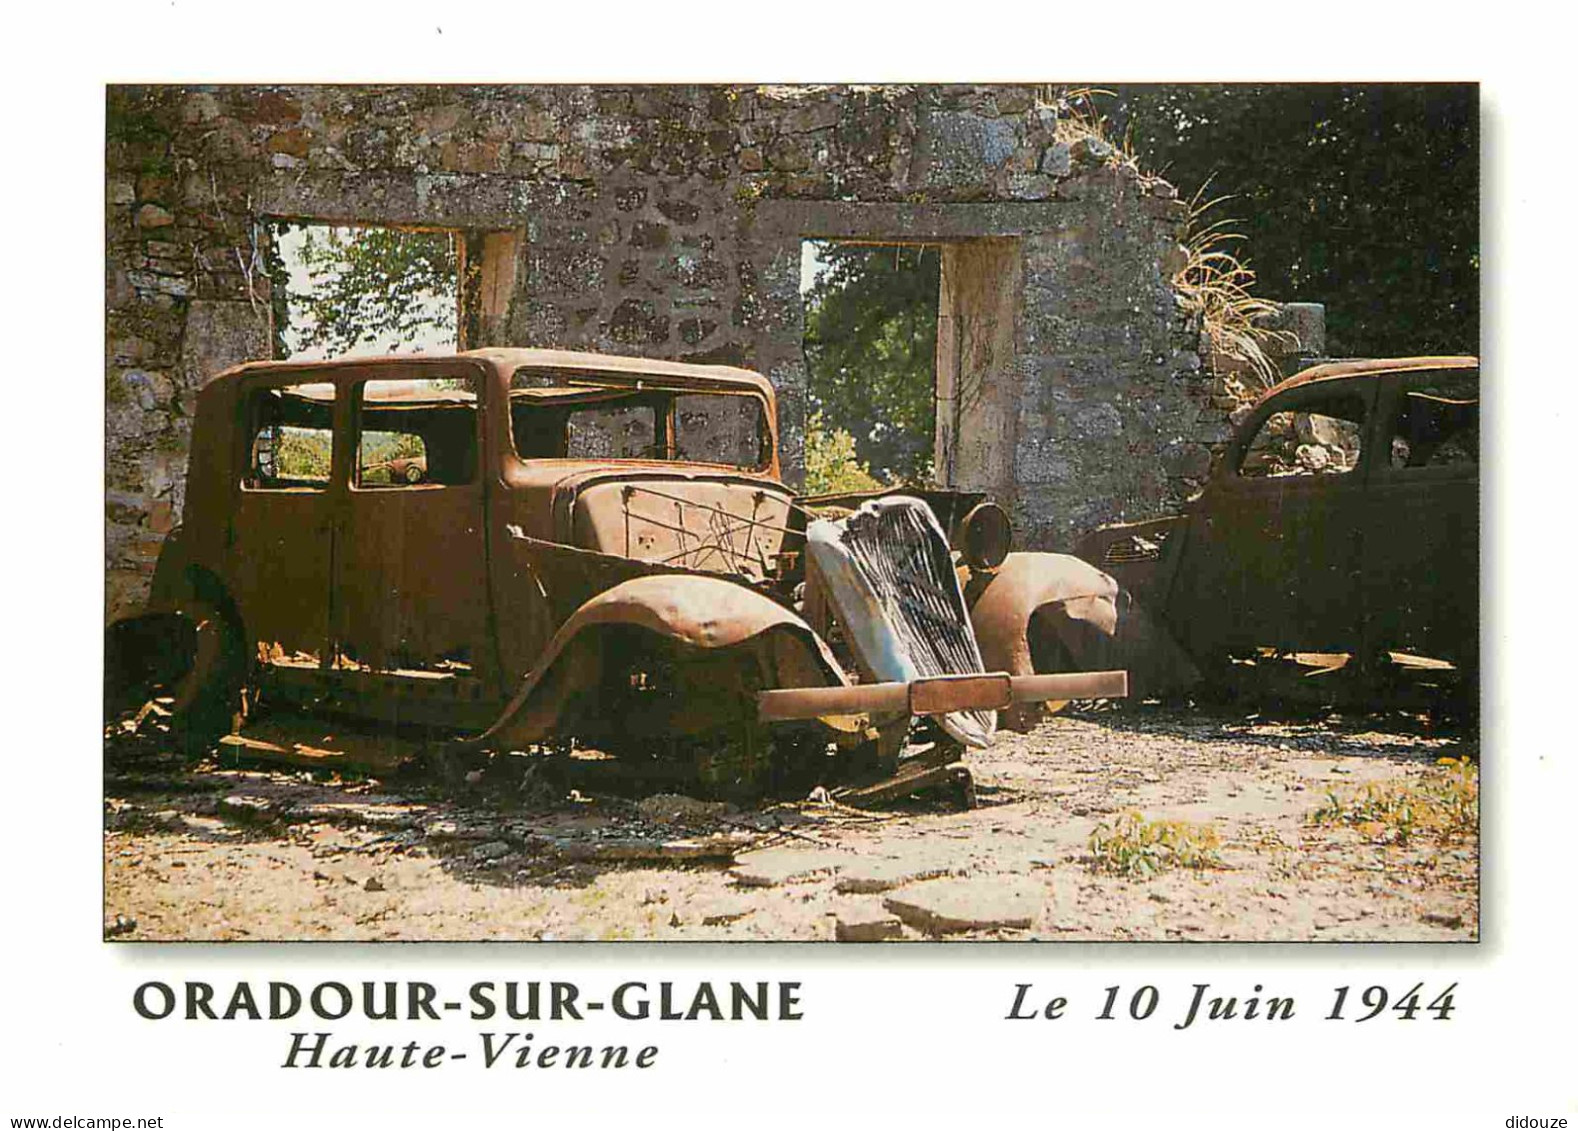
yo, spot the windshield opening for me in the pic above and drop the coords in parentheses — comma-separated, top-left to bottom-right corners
(508, 367, 770, 470)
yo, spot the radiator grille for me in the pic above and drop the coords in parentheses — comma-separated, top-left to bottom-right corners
(807, 496, 994, 747)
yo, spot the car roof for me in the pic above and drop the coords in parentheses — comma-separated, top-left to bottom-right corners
(208, 348, 776, 400)
(1254, 355, 1478, 408)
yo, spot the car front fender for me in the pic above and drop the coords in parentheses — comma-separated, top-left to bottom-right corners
(970, 552, 1196, 730)
(466, 574, 848, 750)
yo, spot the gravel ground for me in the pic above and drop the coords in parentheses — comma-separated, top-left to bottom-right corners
(102, 702, 1478, 942)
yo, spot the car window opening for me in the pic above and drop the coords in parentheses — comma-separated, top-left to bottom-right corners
(1240, 395, 1365, 478)
(355, 378, 479, 488)
(243, 384, 335, 490)
(1388, 376, 1478, 470)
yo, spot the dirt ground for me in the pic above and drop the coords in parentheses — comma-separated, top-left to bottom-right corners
(102, 702, 1478, 942)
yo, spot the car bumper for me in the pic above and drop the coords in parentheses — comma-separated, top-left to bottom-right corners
(756, 669, 1128, 723)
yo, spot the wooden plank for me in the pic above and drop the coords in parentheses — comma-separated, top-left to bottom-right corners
(834, 757, 963, 809)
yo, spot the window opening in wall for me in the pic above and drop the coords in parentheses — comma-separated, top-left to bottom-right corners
(800, 240, 941, 493)
(266, 221, 460, 361)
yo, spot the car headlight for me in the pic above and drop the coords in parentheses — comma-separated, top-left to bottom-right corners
(956, 501, 1012, 570)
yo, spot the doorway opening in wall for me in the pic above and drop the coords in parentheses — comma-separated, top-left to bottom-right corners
(265, 221, 461, 361)
(800, 240, 940, 494)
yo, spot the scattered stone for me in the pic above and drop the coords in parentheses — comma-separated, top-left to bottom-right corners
(834, 857, 954, 895)
(1421, 911, 1464, 929)
(730, 848, 842, 888)
(699, 900, 753, 927)
(883, 877, 1045, 936)
(1035, 143, 1073, 176)
(104, 914, 138, 938)
(560, 835, 741, 863)
(422, 818, 494, 843)
(471, 840, 513, 862)
(218, 794, 279, 825)
(135, 204, 175, 228)
(364, 877, 385, 893)
(834, 909, 904, 942)
(1070, 135, 1114, 165)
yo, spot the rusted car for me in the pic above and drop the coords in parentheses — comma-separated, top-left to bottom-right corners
(1074, 357, 1479, 700)
(107, 349, 1127, 798)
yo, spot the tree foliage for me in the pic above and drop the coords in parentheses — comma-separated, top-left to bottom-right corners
(1105, 84, 1478, 358)
(803, 244, 940, 484)
(271, 426, 331, 481)
(273, 224, 458, 358)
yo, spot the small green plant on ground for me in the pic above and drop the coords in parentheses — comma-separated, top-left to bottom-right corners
(1309, 757, 1478, 846)
(1088, 811, 1224, 879)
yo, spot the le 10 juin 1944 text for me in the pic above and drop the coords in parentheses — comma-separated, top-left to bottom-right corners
(1005, 982, 1459, 1028)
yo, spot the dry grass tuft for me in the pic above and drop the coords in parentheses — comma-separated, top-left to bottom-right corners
(1044, 87, 1145, 175)
(1175, 187, 1300, 392)
(1035, 88, 1299, 396)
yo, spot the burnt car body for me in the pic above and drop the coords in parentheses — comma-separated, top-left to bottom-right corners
(1075, 357, 1479, 697)
(108, 348, 1126, 796)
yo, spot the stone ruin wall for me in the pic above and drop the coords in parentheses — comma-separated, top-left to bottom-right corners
(105, 83, 1222, 621)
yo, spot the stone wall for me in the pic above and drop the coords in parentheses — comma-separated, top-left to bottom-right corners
(105, 83, 1214, 621)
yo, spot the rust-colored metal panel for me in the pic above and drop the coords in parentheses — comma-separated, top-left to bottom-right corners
(335, 372, 491, 674)
(1072, 357, 1480, 693)
(336, 484, 490, 670)
(225, 373, 339, 659)
(1357, 366, 1479, 667)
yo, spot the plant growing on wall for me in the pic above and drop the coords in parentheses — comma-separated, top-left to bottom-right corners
(1041, 88, 1290, 392)
(1106, 84, 1478, 359)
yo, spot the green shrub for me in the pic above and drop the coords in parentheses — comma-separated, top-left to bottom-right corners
(1088, 811, 1223, 879)
(803, 412, 881, 495)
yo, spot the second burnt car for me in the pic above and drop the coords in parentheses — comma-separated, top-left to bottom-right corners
(107, 348, 1127, 799)
(1074, 356, 1479, 702)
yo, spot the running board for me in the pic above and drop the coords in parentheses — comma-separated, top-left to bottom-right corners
(259, 660, 502, 732)
(218, 714, 420, 774)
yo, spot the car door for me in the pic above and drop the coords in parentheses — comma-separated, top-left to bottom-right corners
(1360, 367, 1479, 668)
(227, 374, 342, 662)
(1169, 378, 1377, 660)
(333, 364, 492, 674)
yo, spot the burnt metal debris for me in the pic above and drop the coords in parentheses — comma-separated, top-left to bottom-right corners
(105, 348, 1129, 803)
(1073, 357, 1479, 704)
